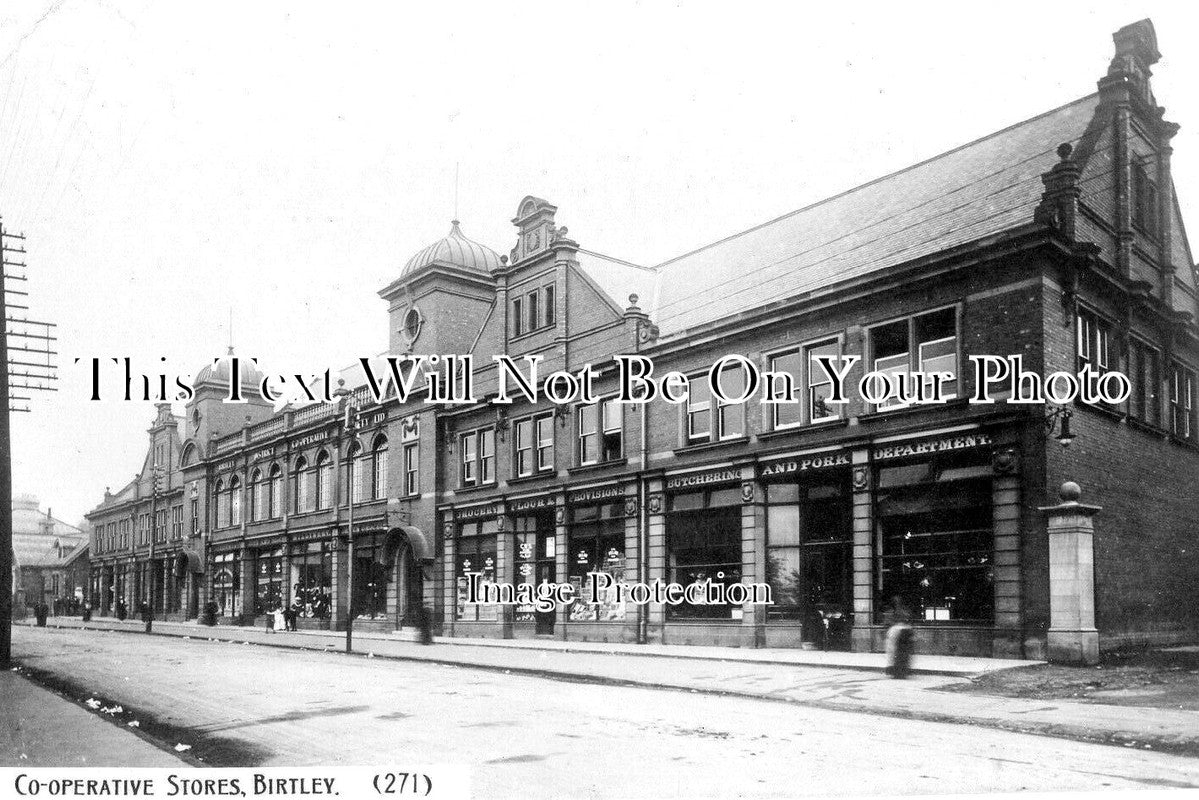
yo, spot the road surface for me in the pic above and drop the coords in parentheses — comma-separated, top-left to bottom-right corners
(11, 626, 1199, 797)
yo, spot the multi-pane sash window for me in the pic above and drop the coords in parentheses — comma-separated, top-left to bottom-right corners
(1129, 340, 1160, 425)
(516, 419, 535, 476)
(348, 443, 366, 503)
(460, 429, 495, 486)
(601, 400, 622, 460)
(251, 469, 265, 522)
(461, 432, 477, 485)
(578, 400, 621, 464)
(526, 290, 539, 333)
(808, 340, 841, 422)
(294, 458, 314, 513)
(373, 436, 389, 500)
(686, 364, 747, 443)
(229, 475, 241, 526)
(315, 451, 333, 509)
(1133, 159, 1159, 235)
(404, 442, 419, 496)
(1076, 309, 1111, 375)
(512, 297, 524, 336)
(537, 415, 554, 470)
(1171, 363, 1195, 440)
(171, 506, 183, 539)
(870, 307, 958, 409)
(215, 480, 228, 528)
(686, 378, 711, 442)
(544, 285, 556, 326)
(268, 465, 282, 518)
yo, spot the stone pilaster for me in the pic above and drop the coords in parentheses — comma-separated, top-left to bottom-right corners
(849, 449, 874, 652)
(1040, 482, 1101, 665)
(740, 472, 766, 648)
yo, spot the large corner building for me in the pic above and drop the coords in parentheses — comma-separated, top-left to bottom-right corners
(88, 21, 1199, 659)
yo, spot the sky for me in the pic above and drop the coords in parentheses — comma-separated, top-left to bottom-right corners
(0, 1, 1196, 525)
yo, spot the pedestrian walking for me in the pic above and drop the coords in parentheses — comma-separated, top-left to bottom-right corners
(415, 603, 433, 645)
(140, 601, 153, 634)
(884, 596, 914, 678)
(273, 605, 286, 634)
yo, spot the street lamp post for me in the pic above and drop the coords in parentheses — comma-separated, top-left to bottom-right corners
(334, 381, 356, 654)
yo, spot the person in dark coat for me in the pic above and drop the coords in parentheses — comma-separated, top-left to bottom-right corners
(884, 596, 914, 678)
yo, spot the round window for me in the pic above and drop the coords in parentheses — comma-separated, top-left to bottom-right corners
(402, 307, 423, 344)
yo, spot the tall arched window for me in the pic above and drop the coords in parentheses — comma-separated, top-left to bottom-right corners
(316, 450, 333, 510)
(268, 464, 282, 518)
(250, 468, 264, 522)
(372, 435, 389, 501)
(229, 474, 242, 526)
(180, 443, 195, 468)
(215, 479, 228, 529)
(347, 442, 365, 503)
(294, 457, 310, 513)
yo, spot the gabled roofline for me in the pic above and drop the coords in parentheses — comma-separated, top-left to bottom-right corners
(653, 92, 1102, 270)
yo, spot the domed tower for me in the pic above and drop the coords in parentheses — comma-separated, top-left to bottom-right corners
(185, 348, 274, 446)
(379, 220, 501, 356)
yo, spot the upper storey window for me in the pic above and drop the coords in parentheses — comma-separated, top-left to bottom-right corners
(1132, 158, 1159, 236)
(512, 284, 556, 337)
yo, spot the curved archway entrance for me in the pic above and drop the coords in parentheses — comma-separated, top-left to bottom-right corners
(353, 527, 431, 631)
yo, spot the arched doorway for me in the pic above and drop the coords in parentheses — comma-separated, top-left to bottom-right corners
(383, 526, 432, 630)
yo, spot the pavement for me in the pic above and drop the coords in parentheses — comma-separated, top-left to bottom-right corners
(1, 669, 189, 767)
(15, 615, 1199, 757)
(11, 625, 1199, 795)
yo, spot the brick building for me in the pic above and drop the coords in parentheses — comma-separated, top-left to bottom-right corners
(88, 20, 1198, 658)
(11, 495, 88, 615)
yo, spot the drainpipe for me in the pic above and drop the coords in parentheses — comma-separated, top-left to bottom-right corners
(638, 396, 649, 645)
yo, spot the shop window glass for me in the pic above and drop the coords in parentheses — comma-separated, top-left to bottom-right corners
(211, 552, 241, 617)
(567, 502, 627, 622)
(291, 542, 332, 619)
(666, 490, 742, 619)
(354, 532, 390, 620)
(254, 547, 283, 615)
(875, 451, 994, 622)
(456, 520, 499, 622)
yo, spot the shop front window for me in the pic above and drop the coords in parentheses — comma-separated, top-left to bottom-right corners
(354, 532, 391, 620)
(291, 542, 332, 618)
(875, 450, 994, 623)
(567, 501, 627, 622)
(254, 547, 284, 615)
(456, 520, 498, 621)
(666, 487, 742, 619)
(211, 552, 241, 617)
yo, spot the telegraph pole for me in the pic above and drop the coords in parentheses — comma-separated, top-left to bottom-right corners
(0, 217, 59, 668)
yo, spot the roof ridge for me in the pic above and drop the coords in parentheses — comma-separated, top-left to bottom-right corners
(577, 248, 657, 272)
(653, 92, 1100, 270)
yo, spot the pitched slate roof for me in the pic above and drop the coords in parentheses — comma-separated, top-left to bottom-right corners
(640, 94, 1103, 338)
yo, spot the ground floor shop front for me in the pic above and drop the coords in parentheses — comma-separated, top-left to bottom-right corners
(440, 423, 1036, 659)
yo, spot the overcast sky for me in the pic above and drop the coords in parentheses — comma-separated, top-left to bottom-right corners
(1, 1, 1196, 525)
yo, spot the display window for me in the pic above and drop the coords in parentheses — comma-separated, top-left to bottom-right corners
(666, 487, 742, 619)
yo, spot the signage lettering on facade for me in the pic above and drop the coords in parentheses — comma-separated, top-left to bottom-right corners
(510, 496, 556, 512)
(665, 468, 739, 491)
(292, 432, 326, 450)
(759, 451, 850, 478)
(456, 503, 498, 521)
(872, 433, 992, 461)
(252, 447, 275, 462)
(568, 486, 623, 504)
(216, 458, 237, 472)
